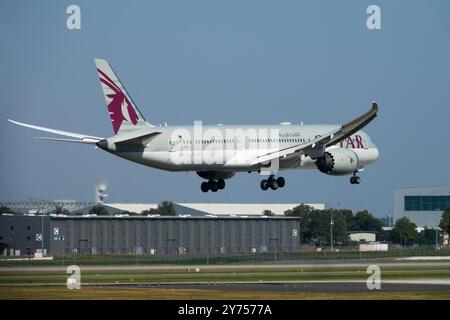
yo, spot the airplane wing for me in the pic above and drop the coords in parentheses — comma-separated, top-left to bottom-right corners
(8, 119, 104, 144)
(251, 102, 378, 165)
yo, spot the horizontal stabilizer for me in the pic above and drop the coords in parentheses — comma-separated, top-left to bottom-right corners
(8, 119, 103, 143)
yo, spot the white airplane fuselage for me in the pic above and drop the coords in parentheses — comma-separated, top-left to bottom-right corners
(98, 124, 379, 173)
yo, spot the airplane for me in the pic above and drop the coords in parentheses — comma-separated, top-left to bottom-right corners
(8, 59, 379, 193)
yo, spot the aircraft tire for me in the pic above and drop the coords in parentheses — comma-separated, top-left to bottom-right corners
(208, 180, 219, 192)
(201, 182, 209, 192)
(217, 179, 225, 190)
(260, 180, 269, 191)
(269, 179, 278, 190)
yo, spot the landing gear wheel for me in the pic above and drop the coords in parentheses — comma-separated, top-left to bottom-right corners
(350, 176, 361, 185)
(260, 179, 269, 190)
(277, 177, 285, 188)
(217, 179, 225, 190)
(208, 179, 219, 192)
(269, 179, 279, 190)
(201, 182, 209, 192)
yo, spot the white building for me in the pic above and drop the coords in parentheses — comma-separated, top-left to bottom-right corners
(394, 186, 450, 228)
(100, 202, 326, 216)
(1, 201, 326, 217)
(349, 232, 376, 243)
(173, 203, 326, 216)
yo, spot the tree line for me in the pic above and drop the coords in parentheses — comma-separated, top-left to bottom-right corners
(265, 204, 450, 247)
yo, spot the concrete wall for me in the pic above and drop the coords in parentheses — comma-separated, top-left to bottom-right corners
(0, 215, 50, 256)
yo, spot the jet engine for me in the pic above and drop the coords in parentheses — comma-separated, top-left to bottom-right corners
(315, 148, 358, 176)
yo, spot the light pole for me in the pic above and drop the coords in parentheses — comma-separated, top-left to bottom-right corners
(166, 238, 176, 255)
(330, 211, 334, 252)
(435, 209, 440, 249)
(269, 238, 278, 261)
(72, 248, 77, 265)
(206, 225, 211, 265)
(435, 226, 439, 249)
(41, 214, 44, 255)
(400, 230, 403, 257)
(388, 211, 393, 228)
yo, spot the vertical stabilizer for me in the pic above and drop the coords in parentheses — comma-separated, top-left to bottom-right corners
(95, 59, 153, 135)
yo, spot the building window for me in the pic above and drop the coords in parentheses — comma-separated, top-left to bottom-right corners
(405, 195, 450, 211)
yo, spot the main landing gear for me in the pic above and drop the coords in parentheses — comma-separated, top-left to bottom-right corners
(201, 179, 226, 192)
(350, 173, 361, 185)
(260, 176, 285, 191)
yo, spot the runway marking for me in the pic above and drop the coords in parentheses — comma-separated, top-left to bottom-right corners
(2, 260, 450, 272)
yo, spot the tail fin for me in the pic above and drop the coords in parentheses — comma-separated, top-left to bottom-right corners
(94, 59, 154, 135)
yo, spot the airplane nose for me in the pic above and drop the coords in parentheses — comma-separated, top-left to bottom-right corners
(373, 147, 380, 161)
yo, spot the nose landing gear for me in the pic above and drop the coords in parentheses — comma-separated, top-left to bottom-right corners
(260, 176, 285, 191)
(350, 174, 361, 185)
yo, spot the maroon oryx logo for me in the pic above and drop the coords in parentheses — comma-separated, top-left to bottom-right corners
(97, 68, 139, 134)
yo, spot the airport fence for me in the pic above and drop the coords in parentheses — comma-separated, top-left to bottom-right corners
(1, 245, 450, 267)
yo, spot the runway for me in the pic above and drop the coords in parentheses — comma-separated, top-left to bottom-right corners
(6, 280, 449, 293)
(134, 281, 450, 293)
(2, 258, 450, 272)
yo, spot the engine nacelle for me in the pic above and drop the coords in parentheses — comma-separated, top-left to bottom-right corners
(315, 148, 358, 176)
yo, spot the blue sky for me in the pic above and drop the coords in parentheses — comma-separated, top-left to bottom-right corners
(1, 1, 449, 217)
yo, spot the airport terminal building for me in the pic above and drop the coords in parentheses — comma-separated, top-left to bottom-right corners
(0, 215, 301, 257)
(394, 186, 450, 228)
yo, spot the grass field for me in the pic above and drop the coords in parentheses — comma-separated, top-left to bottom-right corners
(1, 264, 450, 299)
(1, 265, 450, 284)
(1, 286, 450, 300)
